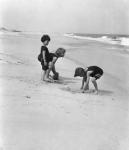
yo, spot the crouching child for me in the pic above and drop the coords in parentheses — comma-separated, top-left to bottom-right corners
(74, 66, 103, 94)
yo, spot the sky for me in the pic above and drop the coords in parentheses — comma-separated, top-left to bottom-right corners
(0, 0, 129, 34)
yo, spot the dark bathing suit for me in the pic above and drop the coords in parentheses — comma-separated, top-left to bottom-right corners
(87, 66, 103, 80)
(40, 46, 58, 70)
(40, 46, 51, 70)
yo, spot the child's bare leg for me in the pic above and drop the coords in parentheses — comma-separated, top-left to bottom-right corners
(45, 71, 52, 82)
(82, 84, 89, 93)
(41, 70, 46, 81)
(84, 84, 89, 91)
(45, 62, 53, 82)
(91, 77, 98, 94)
(41, 71, 43, 80)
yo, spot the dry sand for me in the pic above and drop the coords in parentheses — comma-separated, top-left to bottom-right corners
(0, 33, 129, 150)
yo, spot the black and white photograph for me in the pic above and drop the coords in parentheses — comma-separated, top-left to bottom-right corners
(0, 0, 129, 149)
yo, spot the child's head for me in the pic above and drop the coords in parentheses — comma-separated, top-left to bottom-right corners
(55, 48, 66, 57)
(74, 67, 85, 77)
(41, 35, 50, 45)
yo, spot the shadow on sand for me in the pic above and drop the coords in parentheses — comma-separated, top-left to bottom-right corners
(49, 76, 114, 96)
(98, 89, 113, 96)
(60, 87, 113, 96)
(57, 76, 77, 84)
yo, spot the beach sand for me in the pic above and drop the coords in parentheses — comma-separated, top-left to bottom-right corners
(0, 33, 129, 150)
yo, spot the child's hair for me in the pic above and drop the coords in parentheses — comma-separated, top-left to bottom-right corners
(41, 34, 51, 42)
(74, 67, 85, 77)
(55, 48, 66, 57)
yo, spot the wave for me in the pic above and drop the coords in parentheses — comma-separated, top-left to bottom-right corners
(64, 33, 129, 47)
(120, 38, 129, 46)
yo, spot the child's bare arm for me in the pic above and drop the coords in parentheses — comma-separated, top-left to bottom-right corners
(50, 57, 58, 73)
(51, 65, 56, 74)
(52, 57, 58, 65)
(42, 51, 47, 65)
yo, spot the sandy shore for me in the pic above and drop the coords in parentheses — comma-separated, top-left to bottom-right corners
(0, 33, 129, 150)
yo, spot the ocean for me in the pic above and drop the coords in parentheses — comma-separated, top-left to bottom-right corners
(64, 33, 129, 48)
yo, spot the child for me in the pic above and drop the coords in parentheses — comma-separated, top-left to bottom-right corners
(74, 66, 103, 94)
(38, 34, 51, 81)
(47, 48, 66, 81)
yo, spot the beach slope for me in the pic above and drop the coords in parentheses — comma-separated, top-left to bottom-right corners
(0, 33, 129, 150)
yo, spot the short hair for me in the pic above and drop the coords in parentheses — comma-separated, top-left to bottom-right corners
(41, 34, 50, 42)
(74, 67, 85, 77)
(55, 48, 66, 57)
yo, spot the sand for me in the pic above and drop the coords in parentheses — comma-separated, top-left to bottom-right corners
(0, 33, 129, 150)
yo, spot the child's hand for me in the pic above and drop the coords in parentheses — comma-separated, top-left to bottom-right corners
(53, 72, 59, 80)
(55, 72, 59, 76)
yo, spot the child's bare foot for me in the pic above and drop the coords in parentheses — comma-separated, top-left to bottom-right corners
(82, 90, 90, 93)
(41, 78, 45, 82)
(49, 75, 53, 79)
(44, 78, 53, 82)
(84, 88, 89, 91)
(93, 90, 99, 95)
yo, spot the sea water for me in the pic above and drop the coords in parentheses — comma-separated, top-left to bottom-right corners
(64, 33, 129, 48)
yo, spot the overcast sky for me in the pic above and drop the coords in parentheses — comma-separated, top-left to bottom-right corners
(0, 0, 129, 34)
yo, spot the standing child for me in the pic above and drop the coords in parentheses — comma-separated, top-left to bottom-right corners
(74, 66, 103, 94)
(38, 34, 51, 81)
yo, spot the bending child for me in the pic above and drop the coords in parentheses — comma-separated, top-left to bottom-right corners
(74, 66, 103, 94)
(47, 48, 66, 81)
